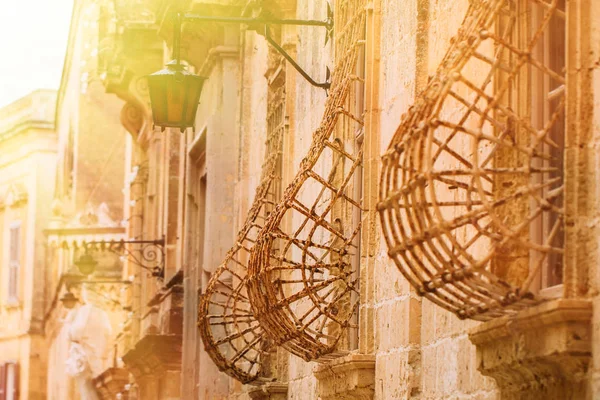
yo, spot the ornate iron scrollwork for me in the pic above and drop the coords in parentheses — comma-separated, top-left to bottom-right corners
(83, 238, 166, 280)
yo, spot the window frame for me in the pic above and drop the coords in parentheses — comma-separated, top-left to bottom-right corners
(0, 362, 19, 400)
(529, 0, 566, 295)
(7, 221, 22, 303)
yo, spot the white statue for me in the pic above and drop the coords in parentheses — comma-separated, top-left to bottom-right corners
(64, 287, 113, 400)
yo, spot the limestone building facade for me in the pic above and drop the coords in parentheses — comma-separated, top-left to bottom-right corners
(2, 0, 599, 399)
(91, 0, 600, 399)
(0, 90, 58, 400)
(40, 0, 129, 399)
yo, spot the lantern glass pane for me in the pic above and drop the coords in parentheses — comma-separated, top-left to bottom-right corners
(185, 76, 205, 125)
(167, 74, 186, 125)
(148, 61, 206, 130)
(148, 73, 168, 126)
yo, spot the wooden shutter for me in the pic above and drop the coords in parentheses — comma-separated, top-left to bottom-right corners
(9, 226, 18, 262)
(8, 226, 20, 300)
(12, 363, 18, 400)
(0, 363, 6, 400)
(3, 363, 17, 400)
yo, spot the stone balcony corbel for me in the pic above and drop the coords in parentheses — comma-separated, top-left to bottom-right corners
(145, 270, 184, 336)
(469, 299, 592, 400)
(93, 367, 130, 400)
(121, 333, 183, 400)
(313, 353, 376, 400)
(98, 0, 163, 146)
(123, 277, 184, 399)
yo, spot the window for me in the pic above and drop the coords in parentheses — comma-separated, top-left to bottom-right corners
(529, 0, 566, 293)
(141, 135, 161, 306)
(0, 362, 19, 400)
(8, 223, 21, 302)
(331, 29, 366, 351)
(182, 132, 206, 398)
(491, 0, 566, 295)
(263, 75, 285, 227)
(377, 0, 566, 320)
(243, 0, 367, 360)
(0, 364, 4, 400)
(64, 125, 75, 198)
(261, 65, 287, 378)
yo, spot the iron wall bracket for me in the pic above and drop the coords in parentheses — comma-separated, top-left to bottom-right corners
(83, 237, 166, 280)
(180, 3, 333, 90)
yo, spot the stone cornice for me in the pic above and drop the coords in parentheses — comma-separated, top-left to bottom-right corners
(199, 45, 240, 78)
(0, 121, 55, 144)
(469, 299, 592, 345)
(469, 299, 593, 399)
(99, 1, 163, 145)
(54, 0, 82, 129)
(1, 183, 29, 210)
(248, 382, 289, 400)
(313, 353, 376, 400)
(44, 226, 125, 236)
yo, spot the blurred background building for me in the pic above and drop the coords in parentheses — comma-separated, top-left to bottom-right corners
(0, 89, 57, 400)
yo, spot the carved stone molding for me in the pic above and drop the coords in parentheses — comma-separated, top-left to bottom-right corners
(140, 278, 184, 337)
(198, 45, 240, 79)
(157, 3, 242, 71)
(93, 367, 130, 400)
(3, 183, 28, 208)
(105, 67, 156, 147)
(469, 299, 592, 400)
(313, 354, 376, 400)
(99, 0, 162, 145)
(122, 334, 182, 379)
(148, 281, 184, 336)
(120, 102, 146, 138)
(248, 382, 288, 400)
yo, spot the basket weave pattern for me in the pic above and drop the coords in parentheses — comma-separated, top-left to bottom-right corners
(247, 0, 367, 361)
(197, 83, 286, 383)
(378, 0, 566, 320)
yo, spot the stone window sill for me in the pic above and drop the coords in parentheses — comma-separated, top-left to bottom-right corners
(248, 382, 288, 400)
(313, 353, 376, 400)
(4, 298, 21, 309)
(538, 284, 563, 300)
(469, 299, 592, 399)
(93, 367, 130, 400)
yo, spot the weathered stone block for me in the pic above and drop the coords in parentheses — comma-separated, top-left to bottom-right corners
(248, 382, 288, 400)
(314, 354, 375, 400)
(470, 299, 592, 400)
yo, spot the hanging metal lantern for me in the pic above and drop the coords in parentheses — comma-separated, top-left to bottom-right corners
(147, 60, 206, 132)
(60, 291, 79, 309)
(75, 252, 98, 276)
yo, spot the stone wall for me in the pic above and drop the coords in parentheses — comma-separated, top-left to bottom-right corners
(0, 89, 57, 400)
(214, 0, 589, 399)
(90, 0, 600, 399)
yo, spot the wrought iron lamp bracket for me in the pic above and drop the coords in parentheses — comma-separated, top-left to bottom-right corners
(179, 3, 333, 90)
(82, 237, 166, 280)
